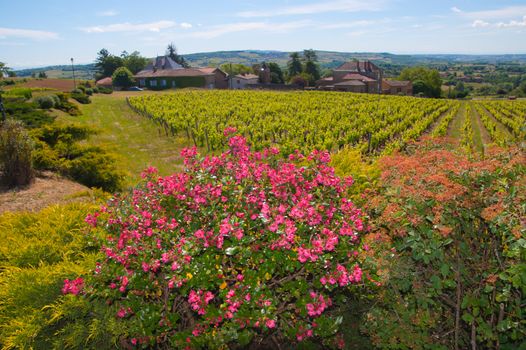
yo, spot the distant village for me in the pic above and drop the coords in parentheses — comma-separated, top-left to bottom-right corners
(96, 54, 413, 96)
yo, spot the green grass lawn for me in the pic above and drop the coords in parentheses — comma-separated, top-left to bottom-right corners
(55, 92, 191, 187)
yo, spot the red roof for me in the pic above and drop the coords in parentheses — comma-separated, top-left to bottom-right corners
(96, 77, 112, 86)
(342, 73, 376, 82)
(335, 60, 381, 72)
(197, 67, 217, 74)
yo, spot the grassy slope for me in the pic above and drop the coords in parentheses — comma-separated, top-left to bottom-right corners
(56, 92, 190, 187)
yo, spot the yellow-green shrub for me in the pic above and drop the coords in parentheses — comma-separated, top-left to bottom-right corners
(330, 146, 380, 200)
(0, 203, 106, 349)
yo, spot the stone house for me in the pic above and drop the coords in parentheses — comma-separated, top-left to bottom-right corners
(231, 74, 259, 89)
(381, 80, 413, 95)
(316, 61, 383, 93)
(134, 56, 228, 90)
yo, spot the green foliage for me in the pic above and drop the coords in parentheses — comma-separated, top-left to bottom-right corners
(330, 146, 380, 201)
(220, 63, 253, 76)
(0, 204, 106, 349)
(31, 123, 124, 192)
(95, 48, 124, 79)
(35, 94, 59, 109)
(65, 147, 123, 192)
(0, 119, 34, 187)
(3, 87, 32, 100)
(267, 62, 285, 84)
(399, 67, 442, 98)
(287, 52, 303, 78)
(96, 86, 113, 94)
(112, 66, 135, 89)
(70, 91, 91, 104)
(166, 43, 189, 68)
(147, 76, 205, 90)
(4, 99, 56, 128)
(303, 49, 321, 84)
(364, 142, 526, 349)
(54, 92, 82, 116)
(121, 50, 149, 74)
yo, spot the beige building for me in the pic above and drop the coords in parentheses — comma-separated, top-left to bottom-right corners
(316, 61, 383, 93)
(231, 74, 259, 89)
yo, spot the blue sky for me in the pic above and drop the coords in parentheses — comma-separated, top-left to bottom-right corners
(1, 0, 526, 68)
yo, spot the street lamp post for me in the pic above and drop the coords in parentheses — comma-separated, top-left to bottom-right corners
(70, 57, 76, 90)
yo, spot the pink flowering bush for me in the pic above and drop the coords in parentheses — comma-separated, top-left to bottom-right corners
(76, 131, 369, 349)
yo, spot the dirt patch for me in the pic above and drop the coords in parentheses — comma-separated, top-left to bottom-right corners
(17, 78, 76, 92)
(0, 172, 91, 213)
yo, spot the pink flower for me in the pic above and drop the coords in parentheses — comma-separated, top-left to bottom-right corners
(266, 319, 276, 328)
(62, 277, 84, 295)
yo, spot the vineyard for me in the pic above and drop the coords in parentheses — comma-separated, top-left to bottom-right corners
(128, 91, 525, 155)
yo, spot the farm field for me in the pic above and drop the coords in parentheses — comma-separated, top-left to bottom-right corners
(128, 90, 524, 156)
(11, 78, 78, 91)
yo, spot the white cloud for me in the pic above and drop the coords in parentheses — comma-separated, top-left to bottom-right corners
(451, 7, 462, 13)
(496, 15, 526, 28)
(97, 10, 118, 17)
(471, 15, 526, 28)
(189, 21, 311, 39)
(319, 20, 377, 29)
(180, 22, 193, 29)
(472, 19, 490, 28)
(81, 20, 176, 33)
(0, 27, 59, 40)
(464, 6, 526, 20)
(237, 0, 385, 18)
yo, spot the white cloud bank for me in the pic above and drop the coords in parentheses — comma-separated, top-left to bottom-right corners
(0, 27, 59, 40)
(237, 0, 385, 18)
(81, 20, 176, 33)
(188, 21, 311, 39)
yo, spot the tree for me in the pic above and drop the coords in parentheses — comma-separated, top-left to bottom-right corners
(38, 71, 47, 79)
(112, 67, 135, 89)
(287, 52, 302, 79)
(220, 63, 252, 76)
(399, 67, 442, 98)
(0, 62, 10, 78)
(95, 49, 124, 79)
(166, 43, 189, 68)
(268, 62, 284, 84)
(303, 49, 320, 85)
(122, 51, 149, 74)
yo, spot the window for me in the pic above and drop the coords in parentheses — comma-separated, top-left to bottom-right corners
(161, 79, 167, 87)
(150, 80, 157, 87)
(172, 81, 176, 87)
(139, 79, 145, 87)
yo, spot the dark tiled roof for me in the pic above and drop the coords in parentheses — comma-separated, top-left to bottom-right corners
(144, 56, 183, 71)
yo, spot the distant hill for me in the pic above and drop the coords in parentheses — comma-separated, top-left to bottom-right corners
(14, 51, 526, 80)
(14, 64, 96, 79)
